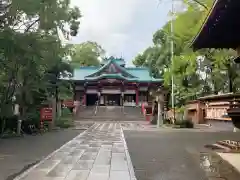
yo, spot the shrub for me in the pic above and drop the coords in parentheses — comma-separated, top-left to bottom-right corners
(0, 115, 19, 133)
(174, 119, 194, 128)
(163, 118, 171, 124)
(21, 110, 41, 134)
(62, 108, 73, 117)
(55, 118, 73, 129)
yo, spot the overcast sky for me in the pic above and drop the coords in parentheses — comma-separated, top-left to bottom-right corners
(70, 0, 171, 66)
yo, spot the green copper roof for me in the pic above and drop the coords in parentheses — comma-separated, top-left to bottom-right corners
(72, 58, 162, 83)
(85, 73, 136, 81)
(86, 58, 135, 78)
(101, 57, 125, 66)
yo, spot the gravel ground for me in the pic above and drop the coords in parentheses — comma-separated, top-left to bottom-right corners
(0, 129, 84, 180)
(124, 130, 240, 180)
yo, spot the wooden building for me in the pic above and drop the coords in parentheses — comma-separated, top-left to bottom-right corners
(185, 93, 240, 124)
(191, 0, 240, 128)
(192, 0, 240, 52)
(71, 57, 163, 107)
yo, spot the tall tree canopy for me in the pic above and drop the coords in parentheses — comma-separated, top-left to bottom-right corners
(132, 0, 240, 107)
(71, 41, 105, 67)
(0, 0, 81, 133)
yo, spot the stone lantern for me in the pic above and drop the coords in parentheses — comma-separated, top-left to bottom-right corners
(155, 87, 168, 127)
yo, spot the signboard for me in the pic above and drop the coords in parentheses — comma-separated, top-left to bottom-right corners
(62, 100, 74, 108)
(102, 89, 121, 94)
(86, 89, 98, 94)
(40, 108, 53, 121)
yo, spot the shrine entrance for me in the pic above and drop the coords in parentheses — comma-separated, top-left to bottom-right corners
(86, 94, 98, 106)
(101, 94, 121, 106)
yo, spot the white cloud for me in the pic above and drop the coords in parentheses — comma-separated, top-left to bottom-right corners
(70, 0, 171, 66)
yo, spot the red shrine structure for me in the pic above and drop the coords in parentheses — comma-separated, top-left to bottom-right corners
(71, 57, 163, 107)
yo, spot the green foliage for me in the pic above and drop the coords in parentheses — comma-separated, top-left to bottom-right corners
(55, 119, 73, 128)
(62, 108, 73, 117)
(132, 0, 240, 108)
(71, 41, 105, 67)
(56, 108, 73, 128)
(0, 115, 18, 133)
(0, 0, 81, 133)
(174, 120, 194, 128)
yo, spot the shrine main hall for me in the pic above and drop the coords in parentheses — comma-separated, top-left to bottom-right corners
(71, 57, 162, 106)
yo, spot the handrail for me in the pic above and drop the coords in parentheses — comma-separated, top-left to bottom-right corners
(122, 105, 125, 115)
(94, 100, 99, 115)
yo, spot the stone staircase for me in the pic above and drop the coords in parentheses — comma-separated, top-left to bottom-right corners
(75, 106, 145, 121)
(74, 106, 96, 120)
(123, 106, 145, 121)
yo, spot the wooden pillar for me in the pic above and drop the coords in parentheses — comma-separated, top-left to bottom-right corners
(121, 81, 125, 106)
(236, 46, 240, 56)
(83, 84, 87, 106)
(135, 85, 139, 106)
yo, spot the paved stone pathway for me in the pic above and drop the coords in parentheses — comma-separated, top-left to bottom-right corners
(14, 123, 136, 180)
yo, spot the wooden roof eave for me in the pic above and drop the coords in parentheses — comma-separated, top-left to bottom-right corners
(191, 0, 219, 51)
(85, 59, 136, 79)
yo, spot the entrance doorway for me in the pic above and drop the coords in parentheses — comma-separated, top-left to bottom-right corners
(86, 94, 98, 106)
(104, 94, 120, 106)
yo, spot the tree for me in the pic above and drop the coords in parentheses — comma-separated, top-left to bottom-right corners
(132, 0, 240, 108)
(0, 0, 81, 133)
(71, 41, 105, 67)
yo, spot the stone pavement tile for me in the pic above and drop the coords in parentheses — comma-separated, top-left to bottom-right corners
(58, 147, 75, 153)
(86, 147, 100, 152)
(37, 160, 60, 170)
(68, 142, 80, 148)
(21, 170, 66, 180)
(89, 143, 101, 147)
(16, 123, 136, 180)
(217, 153, 240, 173)
(47, 162, 72, 177)
(111, 153, 128, 171)
(68, 149, 85, 157)
(76, 145, 89, 150)
(102, 142, 113, 145)
(62, 155, 79, 165)
(73, 160, 94, 170)
(65, 170, 90, 180)
(79, 152, 98, 160)
(101, 145, 112, 151)
(125, 151, 136, 179)
(113, 143, 124, 148)
(50, 152, 70, 161)
(87, 172, 109, 180)
(109, 171, 130, 180)
(91, 165, 110, 174)
(21, 170, 46, 180)
(112, 147, 125, 153)
(94, 151, 111, 165)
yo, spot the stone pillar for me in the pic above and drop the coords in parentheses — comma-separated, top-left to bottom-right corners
(157, 88, 168, 127)
(157, 96, 164, 127)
